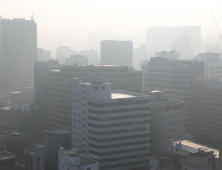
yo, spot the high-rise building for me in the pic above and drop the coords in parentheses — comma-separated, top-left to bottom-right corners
(34, 60, 62, 108)
(146, 26, 201, 58)
(154, 49, 180, 60)
(79, 47, 99, 65)
(198, 52, 222, 79)
(65, 55, 88, 65)
(70, 75, 150, 170)
(0, 18, 37, 92)
(101, 40, 133, 66)
(56, 46, 77, 64)
(48, 65, 142, 128)
(146, 57, 204, 135)
(150, 90, 185, 155)
(201, 79, 222, 147)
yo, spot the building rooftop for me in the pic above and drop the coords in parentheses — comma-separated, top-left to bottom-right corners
(7, 132, 34, 141)
(170, 140, 220, 158)
(0, 151, 16, 160)
(64, 149, 91, 159)
(111, 90, 147, 99)
(44, 127, 69, 134)
(0, 107, 11, 111)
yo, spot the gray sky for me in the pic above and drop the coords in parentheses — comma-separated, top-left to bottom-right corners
(1, 0, 222, 53)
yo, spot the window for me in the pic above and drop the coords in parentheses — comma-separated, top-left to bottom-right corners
(94, 87, 98, 90)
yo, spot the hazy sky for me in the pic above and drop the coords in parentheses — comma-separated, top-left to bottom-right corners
(1, 0, 222, 54)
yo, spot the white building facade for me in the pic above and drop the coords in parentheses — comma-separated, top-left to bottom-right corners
(101, 40, 133, 66)
(58, 147, 99, 170)
(70, 75, 151, 170)
(199, 52, 222, 79)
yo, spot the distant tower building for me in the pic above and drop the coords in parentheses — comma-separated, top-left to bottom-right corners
(65, 55, 88, 65)
(150, 90, 185, 155)
(56, 46, 77, 64)
(0, 18, 37, 92)
(37, 48, 50, 61)
(34, 60, 62, 108)
(101, 40, 133, 66)
(70, 75, 151, 170)
(155, 49, 180, 60)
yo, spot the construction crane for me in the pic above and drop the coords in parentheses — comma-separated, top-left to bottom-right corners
(211, 10, 222, 41)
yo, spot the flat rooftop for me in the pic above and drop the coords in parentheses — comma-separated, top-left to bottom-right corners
(45, 127, 69, 134)
(0, 151, 16, 160)
(170, 140, 220, 158)
(64, 149, 91, 159)
(111, 90, 147, 99)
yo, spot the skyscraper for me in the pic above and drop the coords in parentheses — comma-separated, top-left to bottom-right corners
(101, 40, 133, 66)
(0, 18, 37, 92)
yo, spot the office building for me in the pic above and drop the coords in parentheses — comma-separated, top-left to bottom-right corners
(147, 57, 204, 135)
(133, 44, 148, 70)
(199, 52, 222, 79)
(201, 79, 222, 148)
(24, 144, 44, 170)
(150, 91, 185, 155)
(58, 147, 99, 170)
(155, 49, 180, 60)
(48, 65, 142, 128)
(141, 60, 149, 92)
(0, 135, 6, 152)
(146, 26, 201, 58)
(44, 128, 70, 170)
(37, 48, 50, 61)
(151, 140, 222, 170)
(70, 75, 150, 170)
(0, 18, 37, 92)
(101, 40, 133, 66)
(65, 55, 88, 65)
(34, 60, 62, 108)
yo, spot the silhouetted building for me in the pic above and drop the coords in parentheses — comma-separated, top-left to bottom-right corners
(0, 135, 6, 152)
(172, 33, 191, 59)
(133, 44, 147, 70)
(34, 60, 62, 108)
(65, 55, 88, 65)
(56, 46, 77, 64)
(155, 49, 180, 60)
(37, 48, 50, 61)
(0, 18, 37, 92)
(150, 91, 185, 155)
(44, 128, 70, 170)
(70, 75, 150, 170)
(147, 57, 204, 135)
(48, 65, 142, 128)
(79, 47, 99, 65)
(146, 26, 201, 58)
(101, 40, 133, 66)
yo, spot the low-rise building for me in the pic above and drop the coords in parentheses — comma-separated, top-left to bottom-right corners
(0, 151, 23, 170)
(65, 55, 88, 65)
(44, 127, 70, 170)
(150, 90, 185, 155)
(24, 144, 44, 170)
(58, 147, 99, 170)
(150, 140, 222, 170)
(155, 50, 180, 60)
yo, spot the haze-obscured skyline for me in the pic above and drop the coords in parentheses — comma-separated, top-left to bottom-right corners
(1, 0, 222, 57)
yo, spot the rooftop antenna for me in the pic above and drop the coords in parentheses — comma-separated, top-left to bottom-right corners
(31, 12, 34, 21)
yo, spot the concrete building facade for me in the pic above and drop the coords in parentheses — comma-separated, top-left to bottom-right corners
(0, 18, 37, 92)
(58, 147, 99, 170)
(34, 60, 62, 108)
(101, 40, 133, 66)
(150, 91, 185, 155)
(201, 79, 222, 147)
(48, 65, 142, 128)
(146, 57, 204, 135)
(24, 144, 44, 170)
(37, 48, 50, 62)
(70, 75, 150, 170)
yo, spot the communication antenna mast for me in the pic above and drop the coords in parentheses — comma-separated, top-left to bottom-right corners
(211, 10, 222, 41)
(31, 13, 34, 21)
